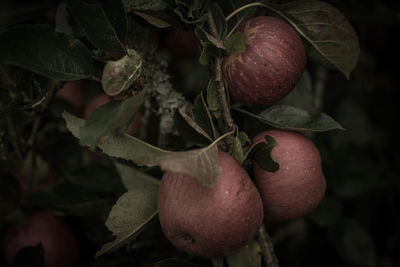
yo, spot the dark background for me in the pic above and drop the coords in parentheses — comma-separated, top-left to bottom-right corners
(1, 0, 399, 266)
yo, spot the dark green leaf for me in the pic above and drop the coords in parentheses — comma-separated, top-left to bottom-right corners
(24, 183, 110, 216)
(174, 107, 213, 145)
(67, 0, 126, 53)
(156, 258, 199, 267)
(211, 259, 224, 267)
(265, 0, 360, 79)
(233, 135, 245, 165)
(246, 135, 279, 172)
(101, 49, 143, 96)
(327, 218, 376, 267)
(12, 243, 44, 267)
(114, 162, 160, 191)
(0, 25, 94, 80)
(79, 89, 146, 148)
(211, 3, 228, 40)
(193, 93, 217, 140)
(234, 105, 344, 132)
(206, 79, 222, 119)
(223, 32, 246, 54)
(95, 189, 158, 257)
(55, 1, 83, 37)
(122, 0, 168, 11)
(133, 11, 171, 28)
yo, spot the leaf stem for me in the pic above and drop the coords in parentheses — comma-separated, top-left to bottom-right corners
(206, 8, 234, 132)
(257, 224, 280, 267)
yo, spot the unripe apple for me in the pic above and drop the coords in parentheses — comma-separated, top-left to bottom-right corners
(252, 130, 326, 227)
(158, 151, 263, 259)
(55, 81, 84, 110)
(222, 16, 306, 108)
(2, 211, 80, 267)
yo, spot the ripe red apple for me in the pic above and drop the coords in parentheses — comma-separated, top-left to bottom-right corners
(2, 211, 80, 267)
(55, 81, 84, 111)
(252, 129, 326, 227)
(158, 151, 263, 259)
(222, 16, 306, 108)
(163, 27, 199, 59)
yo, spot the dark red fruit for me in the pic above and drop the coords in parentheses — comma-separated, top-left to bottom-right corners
(158, 151, 263, 259)
(222, 16, 306, 108)
(252, 130, 326, 227)
(3, 211, 80, 267)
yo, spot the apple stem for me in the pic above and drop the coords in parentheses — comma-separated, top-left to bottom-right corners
(206, 8, 234, 133)
(257, 224, 280, 267)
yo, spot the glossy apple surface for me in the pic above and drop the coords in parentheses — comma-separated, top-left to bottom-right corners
(223, 16, 306, 108)
(158, 151, 263, 258)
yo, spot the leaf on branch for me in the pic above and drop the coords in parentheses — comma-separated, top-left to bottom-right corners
(133, 11, 171, 28)
(79, 89, 146, 149)
(0, 25, 94, 81)
(245, 134, 279, 172)
(206, 79, 222, 119)
(210, 3, 228, 40)
(101, 48, 143, 96)
(156, 258, 199, 267)
(95, 189, 158, 257)
(265, 0, 360, 78)
(223, 32, 246, 54)
(193, 93, 217, 140)
(114, 162, 160, 192)
(232, 131, 250, 165)
(233, 105, 344, 132)
(226, 244, 261, 267)
(173, 107, 213, 145)
(67, 0, 127, 53)
(122, 0, 168, 11)
(62, 113, 232, 186)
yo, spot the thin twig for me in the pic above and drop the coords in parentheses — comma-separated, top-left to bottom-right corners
(206, 8, 234, 132)
(257, 224, 280, 267)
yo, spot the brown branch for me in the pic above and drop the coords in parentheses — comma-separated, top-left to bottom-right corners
(257, 224, 280, 267)
(206, 8, 234, 132)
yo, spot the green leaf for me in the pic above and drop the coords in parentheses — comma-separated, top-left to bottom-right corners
(79, 89, 145, 148)
(174, 107, 213, 145)
(63, 113, 232, 187)
(223, 32, 246, 54)
(327, 218, 376, 267)
(193, 93, 217, 140)
(245, 135, 279, 172)
(122, 0, 168, 11)
(156, 258, 199, 267)
(95, 189, 158, 257)
(101, 49, 143, 96)
(265, 0, 360, 79)
(133, 11, 171, 28)
(206, 79, 222, 119)
(24, 183, 111, 216)
(0, 25, 94, 81)
(114, 162, 160, 191)
(233, 135, 245, 165)
(211, 3, 228, 40)
(67, 0, 126, 53)
(234, 105, 344, 132)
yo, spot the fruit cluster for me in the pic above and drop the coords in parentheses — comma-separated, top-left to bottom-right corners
(157, 16, 326, 259)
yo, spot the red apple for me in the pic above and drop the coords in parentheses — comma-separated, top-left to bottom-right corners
(222, 16, 306, 108)
(252, 129, 326, 227)
(2, 211, 80, 267)
(55, 81, 84, 111)
(158, 151, 263, 258)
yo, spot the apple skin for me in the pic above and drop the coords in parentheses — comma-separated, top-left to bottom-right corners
(2, 211, 80, 267)
(252, 130, 326, 227)
(158, 151, 263, 259)
(222, 16, 306, 108)
(55, 81, 84, 111)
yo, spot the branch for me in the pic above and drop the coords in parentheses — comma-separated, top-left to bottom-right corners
(206, 8, 234, 132)
(257, 224, 280, 267)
